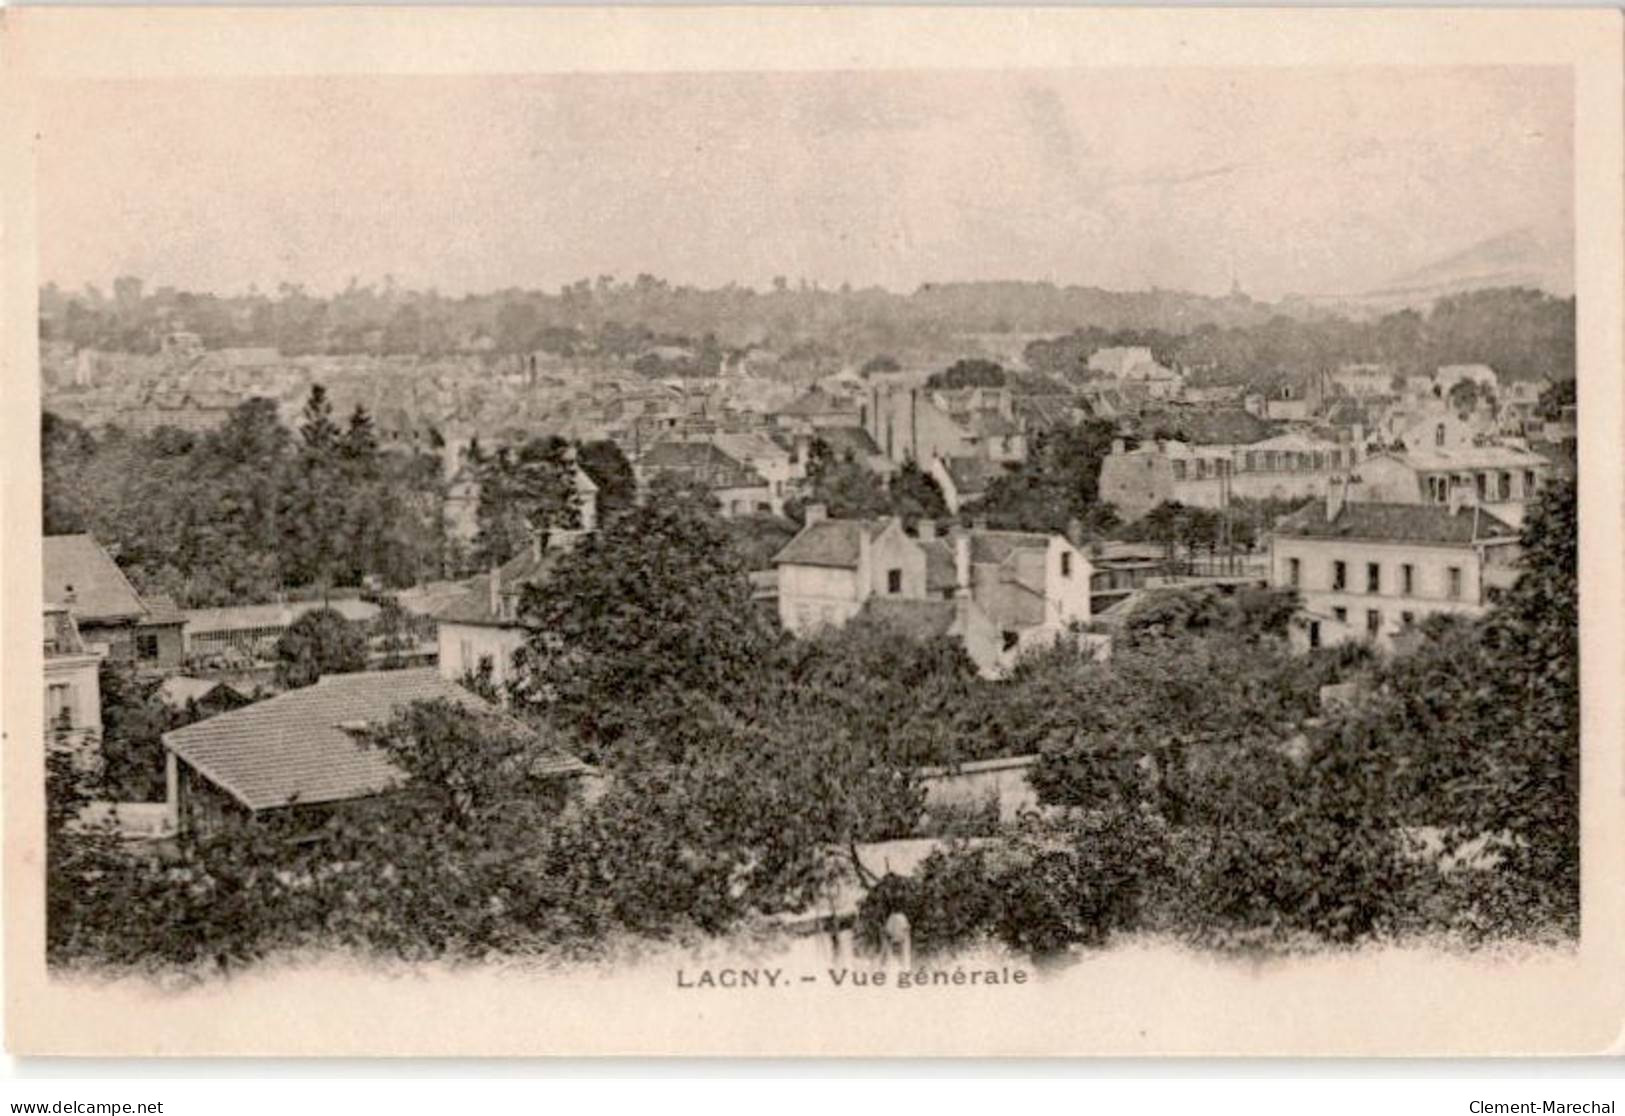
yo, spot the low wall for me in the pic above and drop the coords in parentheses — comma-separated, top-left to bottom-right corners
(918, 754, 1040, 823)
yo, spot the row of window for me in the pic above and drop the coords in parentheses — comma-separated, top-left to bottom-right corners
(1170, 449, 1353, 482)
(1307, 608, 1419, 648)
(1287, 557, 1463, 600)
(1425, 470, 1537, 504)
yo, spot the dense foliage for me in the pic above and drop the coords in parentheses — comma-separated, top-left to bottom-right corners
(1024, 289, 1575, 388)
(43, 392, 449, 607)
(273, 607, 368, 689)
(46, 473, 1580, 973)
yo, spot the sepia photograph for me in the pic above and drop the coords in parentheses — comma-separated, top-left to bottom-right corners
(2, 6, 1621, 1060)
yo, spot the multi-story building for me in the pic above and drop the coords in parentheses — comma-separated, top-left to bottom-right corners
(772, 507, 1098, 674)
(434, 545, 559, 698)
(1098, 433, 1359, 522)
(44, 604, 103, 755)
(1268, 487, 1521, 652)
(43, 534, 186, 670)
(1356, 445, 1551, 528)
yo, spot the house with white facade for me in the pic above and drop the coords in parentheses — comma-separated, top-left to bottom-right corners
(1269, 486, 1521, 652)
(44, 604, 103, 757)
(1356, 445, 1551, 528)
(1098, 433, 1359, 522)
(434, 545, 559, 697)
(772, 508, 1097, 674)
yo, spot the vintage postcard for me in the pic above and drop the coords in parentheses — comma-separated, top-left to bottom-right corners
(2, 7, 1622, 1057)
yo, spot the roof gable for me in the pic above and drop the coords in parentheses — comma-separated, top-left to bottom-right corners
(42, 535, 148, 623)
(773, 518, 890, 568)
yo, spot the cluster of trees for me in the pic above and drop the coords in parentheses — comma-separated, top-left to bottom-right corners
(782, 440, 949, 529)
(972, 420, 1120, 537)
(859, 482, 1580, 956)
(43, 390, 449, 608)
(46, 472, 1579, 972)
(1024, 289, 1575, 390)
(40, 275, 1293, 370)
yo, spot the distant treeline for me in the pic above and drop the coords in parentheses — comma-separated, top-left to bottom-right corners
(1025, 288, 1575, 388)
(43, 278, 1572, 390)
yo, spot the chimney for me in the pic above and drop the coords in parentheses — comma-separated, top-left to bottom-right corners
(952, 528, 971, 596)
(1448, 479, 1471, 515)
(1325, 475, 1349, 522)
(488, 563, 501, 617)
(805, 502, 827, 526)
(1066, 517, 1084, 547)
(1111, 438, 1126, 456)
(916, 517, 936, 540)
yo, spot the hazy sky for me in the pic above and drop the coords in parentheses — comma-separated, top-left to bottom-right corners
(36, 67, 1572, 300)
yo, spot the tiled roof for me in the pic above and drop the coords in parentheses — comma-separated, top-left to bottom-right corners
(436, 548, 559, 627)
(164, 667, 589, 812)
(1384, 445, 1549, 471)
(772, 518, 889, 569)
(141, 594, 186, 626)
(1274, 501, 1519, 545)
(1151, 408, 1273, 446)
(42, 535, 147, 624)
(968, 529, 1052, 565)
(638, 440, 767, 490)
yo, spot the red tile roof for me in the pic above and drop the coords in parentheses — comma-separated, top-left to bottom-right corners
(163, 667, 589, 812)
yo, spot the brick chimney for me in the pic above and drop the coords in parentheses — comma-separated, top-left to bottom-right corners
(488, 562, 501, 617)
(916, 517, 936, 540)
(952, 528, 972, 596)
(805, 502, 827, 526)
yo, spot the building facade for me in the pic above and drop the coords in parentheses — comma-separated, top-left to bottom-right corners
(772, 508, 1096, 674)
(1268, 492, 1521, 651)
